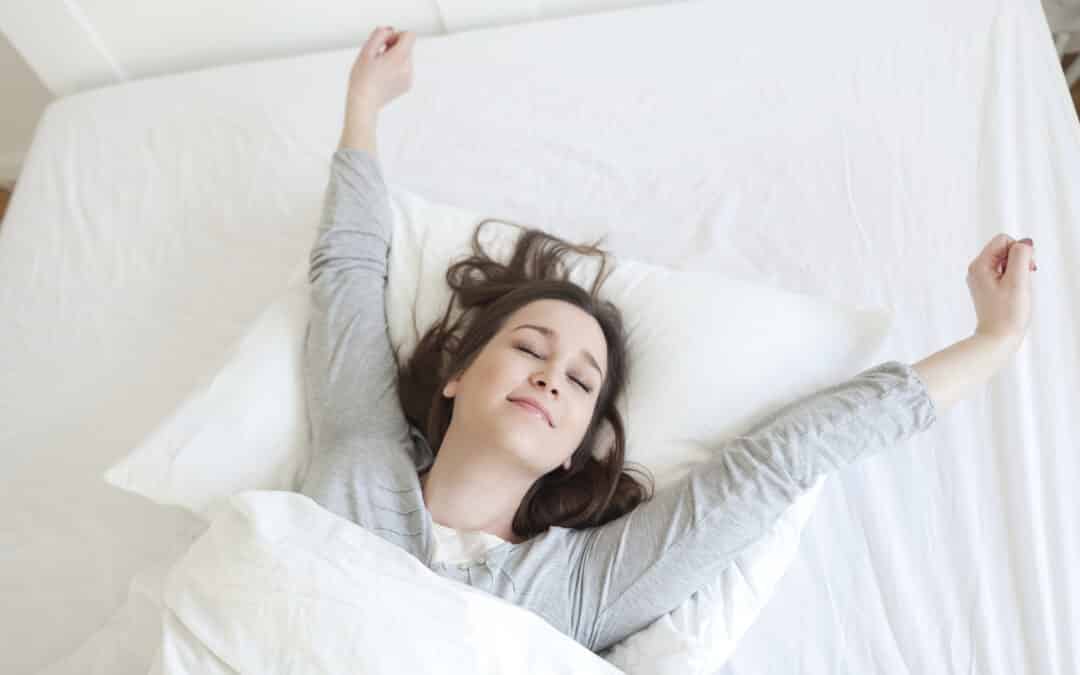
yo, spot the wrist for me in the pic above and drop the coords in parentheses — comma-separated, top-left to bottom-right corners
(339, 100, 379, 155)
(912, 331, 1017, 414)
(338, 128, 377, 155)
(345, 95, 380, 121)
(972, 328, 1021, 355)
(969, 331, 1020, 378)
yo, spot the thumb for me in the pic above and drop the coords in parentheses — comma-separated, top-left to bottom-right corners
(1004, 240, 1033, 285)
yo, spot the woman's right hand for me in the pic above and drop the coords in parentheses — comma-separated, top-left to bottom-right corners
(968, 233, 1038, 346)
(346, 26, 416, 113)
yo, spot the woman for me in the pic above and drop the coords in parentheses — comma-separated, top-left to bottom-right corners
(299, 26, 1038, 654)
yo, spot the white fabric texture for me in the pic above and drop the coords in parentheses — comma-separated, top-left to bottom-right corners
(429, 519, 509, 565)
(150, 491, 625, 675)
(6, 0, 1076, 673)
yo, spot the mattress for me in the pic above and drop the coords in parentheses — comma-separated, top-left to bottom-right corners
(3, 0, 1077, 672)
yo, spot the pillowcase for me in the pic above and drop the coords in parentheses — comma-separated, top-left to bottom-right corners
(104, 179, 891, 673)
(104, 261, 311, 518)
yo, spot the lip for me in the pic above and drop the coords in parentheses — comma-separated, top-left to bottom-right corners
(508, 397, 554, 428)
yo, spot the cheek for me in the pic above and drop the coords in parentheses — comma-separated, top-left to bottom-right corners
(474, 352, 522, 395)
(560, 408, 594, 454)
(489, 352, 518, 379)
(567, 400, 595, 432)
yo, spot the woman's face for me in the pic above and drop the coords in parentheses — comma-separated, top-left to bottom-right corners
(442, 299, 608, 475)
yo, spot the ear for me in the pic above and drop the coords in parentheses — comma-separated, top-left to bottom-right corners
(442, 377, 459, 399)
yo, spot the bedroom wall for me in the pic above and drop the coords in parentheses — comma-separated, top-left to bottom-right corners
(0, 33, 53, 187)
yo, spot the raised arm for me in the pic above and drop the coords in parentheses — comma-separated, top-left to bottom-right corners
(337, 24, 415, 157)
(913, 233, 1037, 414)
(305, 145, 410, 449)
(305, 28, 417, 451)
(566, 234, 1038, 653)
(565, 360, 936, 652)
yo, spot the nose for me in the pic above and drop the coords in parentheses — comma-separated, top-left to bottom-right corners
(531, 371, 558, 397)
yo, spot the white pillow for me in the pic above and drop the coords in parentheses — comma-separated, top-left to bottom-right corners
(105, 180, 892, 673)
(104, 260, 312, 517)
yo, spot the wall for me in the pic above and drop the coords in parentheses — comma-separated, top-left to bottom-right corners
(0, 32, 53, 186)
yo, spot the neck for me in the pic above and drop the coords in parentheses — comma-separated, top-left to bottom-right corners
(420, 426, 535, 544)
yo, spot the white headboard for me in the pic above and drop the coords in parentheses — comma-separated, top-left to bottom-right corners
(0, 0, 669, 97)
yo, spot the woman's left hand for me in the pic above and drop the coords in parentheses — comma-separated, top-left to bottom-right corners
(346, 26, 416, 114)
(968, 233, 1038, 346)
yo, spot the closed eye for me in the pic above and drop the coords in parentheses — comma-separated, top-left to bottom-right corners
(515, 345, 592, 393)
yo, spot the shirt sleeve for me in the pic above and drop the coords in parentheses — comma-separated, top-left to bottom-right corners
(304, 147, 412, 450)
(568, 360, 938, 653)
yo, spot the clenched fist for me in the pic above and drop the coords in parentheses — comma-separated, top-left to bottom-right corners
(968, 233, 1038, 346)
(346, 26, 416, 114)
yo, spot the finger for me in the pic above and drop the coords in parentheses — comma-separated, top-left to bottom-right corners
(996, 245, 1038, 273)
(1004, 240, 1033, 284)
(995, 255, 1036, 274)
(386, 28, 406, 46)
(980, 233, 1013, 267)
(1003, 238, 1037, 272)
(1017, 238, 1038, 272)
(363, 26, 394, 56)
(387, 31, 415, 57)
(367, 26, 392, 44)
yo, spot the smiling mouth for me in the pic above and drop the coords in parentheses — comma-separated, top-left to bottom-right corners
(510, 399, 551, 427)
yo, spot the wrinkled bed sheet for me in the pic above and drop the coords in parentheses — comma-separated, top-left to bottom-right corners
(3, 0, 1077, 672)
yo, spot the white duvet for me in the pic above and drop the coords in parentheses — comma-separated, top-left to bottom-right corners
(150, 491, 622, 674)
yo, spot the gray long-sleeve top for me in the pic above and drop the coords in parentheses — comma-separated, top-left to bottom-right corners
(298, 148, 939, 654)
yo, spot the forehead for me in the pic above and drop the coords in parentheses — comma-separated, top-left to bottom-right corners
(507, 300, 607, 359)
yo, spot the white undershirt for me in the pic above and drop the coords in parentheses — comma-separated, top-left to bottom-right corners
(429, 519, 510, 565)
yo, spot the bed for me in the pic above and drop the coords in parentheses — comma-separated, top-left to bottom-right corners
(3, 0, 1078, 672)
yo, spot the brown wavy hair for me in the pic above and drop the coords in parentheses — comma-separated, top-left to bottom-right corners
(394, 218, 654, 542)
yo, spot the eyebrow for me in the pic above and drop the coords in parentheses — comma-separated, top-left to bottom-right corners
(512, 324, 605, 381)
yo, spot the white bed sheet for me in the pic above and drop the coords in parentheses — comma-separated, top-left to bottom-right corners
(3, 0, 1078, 672)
